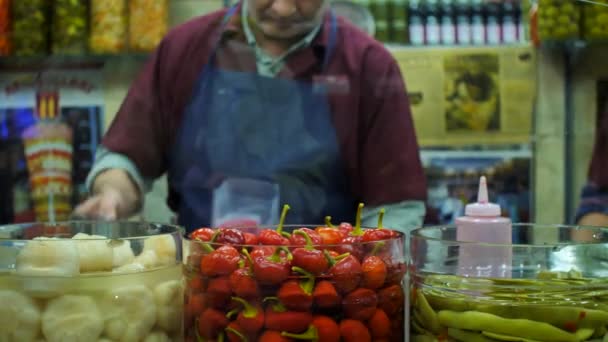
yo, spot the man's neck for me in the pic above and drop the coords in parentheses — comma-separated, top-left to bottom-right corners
(252, 29, 300, 57)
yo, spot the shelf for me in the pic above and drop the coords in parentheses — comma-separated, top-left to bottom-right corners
(0, 54, 151, 71)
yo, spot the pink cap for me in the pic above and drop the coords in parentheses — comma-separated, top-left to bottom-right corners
(464, 176, 501, 217)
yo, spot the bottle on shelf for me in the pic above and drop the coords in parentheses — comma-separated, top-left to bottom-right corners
(455, 0, 472, 45)
(370, 0, 390, 42)
(392, 0, 409, 44)
(440, 0, 456, 45)
(424, 0, 441, 45)
(501, 0, 518, 44)
(408, 0, 426, 46)
(470, 0, 485, 45)
(485, 0, 501, 44)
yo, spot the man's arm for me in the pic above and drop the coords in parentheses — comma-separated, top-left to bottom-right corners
(357, 44, 428, 232)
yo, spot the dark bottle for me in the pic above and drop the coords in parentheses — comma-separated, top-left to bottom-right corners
(440, 0, 456, 45)
(408, 0, 426, 45)
(455, 0, 471, 45)
(425, 0, 441, 45)
(485, 0, 501, 44)
(470, 0, 485, 45)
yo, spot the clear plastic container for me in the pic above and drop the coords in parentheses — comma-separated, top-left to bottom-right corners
(537, 0, 580, 41)
(128, 0, 168, 52)
(11, 0, 50, 56)
(0, 221, 185, 341)
(0, 0, 11, 56)
(89, 0, 127, 54)
(51, 0, 88, 55)
(184, 223, 406, 341)
(410, 224, 608, 342)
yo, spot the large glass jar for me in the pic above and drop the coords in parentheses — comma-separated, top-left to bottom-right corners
(0, 0, 10, 56)
(11, 0, 49, 56)
(89, 0, 127, 54)
(537, 0, 580, 41)
(184, 223, 406, 341)
(128, 0, 168, 53)
(410, 224, 608, 342)
(0, 221, 185, 341)
(51, 0, 88, 55)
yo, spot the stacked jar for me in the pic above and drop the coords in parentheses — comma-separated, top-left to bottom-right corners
(583, 0, 608, 41)
(537, 0, 580, 41)
(89, 0, 128, 54)
(129, 0, 168, 52)
(12, 0, 50, 56)
(51, 0, 88, 54)
(0, 0, 10, 56)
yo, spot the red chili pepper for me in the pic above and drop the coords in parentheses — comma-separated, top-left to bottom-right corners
(259, 330, 293, 342)
(348, 203, 365, 237)
(229, 267, 260, 299)
(190, 227, 215, 241)
(264, 297, 313, 333)
(225, 322, 248, 342)
(292, 231, 328, 275)
(368, 308, 391, 338)
(384, 261, 407, 286)
(187, 293, 207, 317)
(227, 297, 265, 335)
(342, 288, 378, 321)
(251, 246, 276, 258)
(215, 227, 246, 245)
(277, 267, 315, 311)
(333, 235, 365, 261)
(312, 280, 340, 309)
(252, 246, 292, 285)
(259, 205, 292, 245)
(361, 209, 397, 243)
(361, 255, 387, 290)
(200, 245, 241, 277)
(377, 284, 405, 316)
(325, 251, 362, 293)
(198, 308, 229, 339)
(314, 216, 347, 245)
(243, 232, 258, 245)
(281, 316, 340, 342)
(207, 276, 232, 309)
(339, 319, 371, 342)
(289, 228, 322, 246)
(188, 276, 205, 293)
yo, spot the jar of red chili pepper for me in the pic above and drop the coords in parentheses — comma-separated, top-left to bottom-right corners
(0, 0, 11, 56)
(183, 204, 406, 342)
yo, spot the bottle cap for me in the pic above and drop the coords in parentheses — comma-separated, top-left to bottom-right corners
(464, 176, 501, 217)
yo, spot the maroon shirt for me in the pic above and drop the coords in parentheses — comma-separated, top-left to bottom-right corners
(102, 5, 427, 211)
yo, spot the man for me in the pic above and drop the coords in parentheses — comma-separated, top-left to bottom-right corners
(75, 0, 427, 233)
(576, 105, 608, 228)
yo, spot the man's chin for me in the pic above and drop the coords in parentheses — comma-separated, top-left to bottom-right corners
(259, 24, 309, 41)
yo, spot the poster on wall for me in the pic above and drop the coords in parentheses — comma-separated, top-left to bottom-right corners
(421, 145, 532, 241)
(0, 69, 104, 225)
(391, 45, 536, 147)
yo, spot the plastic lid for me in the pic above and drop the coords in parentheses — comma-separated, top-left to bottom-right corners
(464, 176, 501, 217)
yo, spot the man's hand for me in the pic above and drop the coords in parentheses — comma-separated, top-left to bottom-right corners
(573, 213, 608, 242)
(74, 169, 142, 220)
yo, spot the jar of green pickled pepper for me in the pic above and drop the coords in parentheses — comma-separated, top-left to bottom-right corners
(537, 0, 581, 41)
(52, 0, 88, 55)
(11, 0, 50, 56)
(369, 0, 389, 42)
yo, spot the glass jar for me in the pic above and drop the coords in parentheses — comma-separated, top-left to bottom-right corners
(0, 0, 11, 56)
(184, 224, 406, 341)
(11, 0, 49, 56)
(0, 221, 185, 341)
(51, 0, 88, 55)
(89, 0, 127, 54)
(128, 0, 168, 52)
(410, 224, 608, 342)
(537, 0, 580, 42)
(583, 0, 608, 41)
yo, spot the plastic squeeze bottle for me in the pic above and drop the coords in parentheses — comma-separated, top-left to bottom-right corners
(456, 176, 512, 278)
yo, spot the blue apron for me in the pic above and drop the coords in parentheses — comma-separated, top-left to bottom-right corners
(169, 6, 353, 232)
